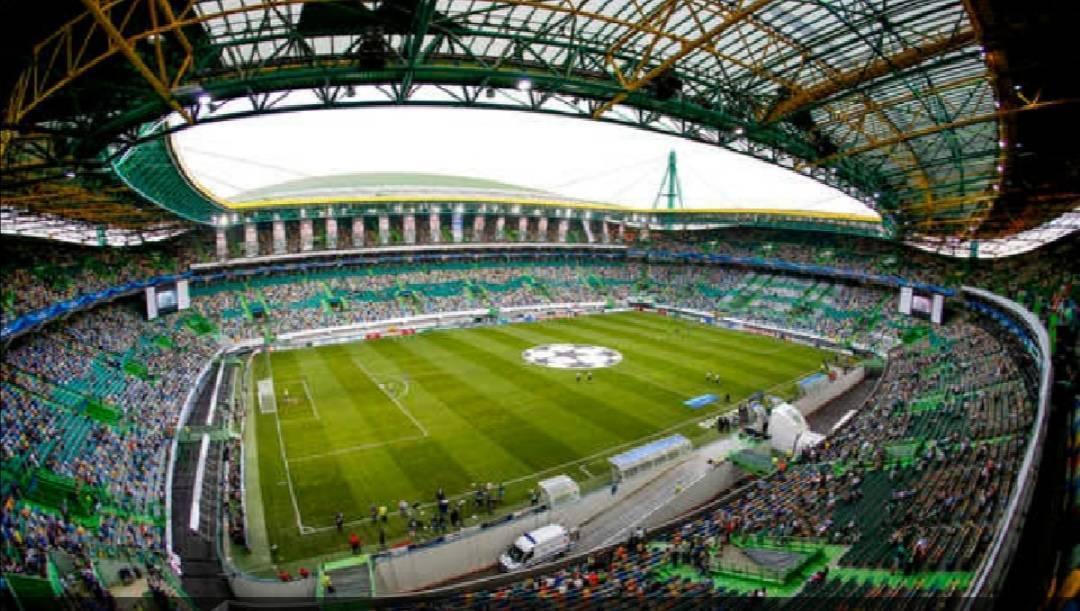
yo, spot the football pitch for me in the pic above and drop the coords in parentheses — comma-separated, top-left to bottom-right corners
(246, 311, 830, 565)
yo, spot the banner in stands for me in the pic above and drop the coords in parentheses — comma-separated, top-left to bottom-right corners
(931, 294, 945, 324)
(272, 219, 286, 254)
(379, 215, 390, 244)
(244, 222, 257, 257)
(326, 217, 338, 249)
(300, 218, 313, 251)
(452, 210, 463, 242)
(473, 214, 484, 239)
(145, 286, 158, 320)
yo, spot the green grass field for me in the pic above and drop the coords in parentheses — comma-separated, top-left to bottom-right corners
(246, 311, 830, 567)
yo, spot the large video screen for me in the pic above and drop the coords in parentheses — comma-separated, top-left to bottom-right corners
(146, 280, 190, 320)
(898, 286, 944, 324)
(912, 294, 932, 315)
(157, 289, 178, 313)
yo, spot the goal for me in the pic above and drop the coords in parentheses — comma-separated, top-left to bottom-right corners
(257, 378, 277, 414)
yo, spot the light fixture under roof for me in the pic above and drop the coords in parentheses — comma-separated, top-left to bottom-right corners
(517, 79, 533, 91)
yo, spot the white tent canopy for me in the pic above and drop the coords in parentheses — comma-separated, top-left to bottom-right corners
(537, 475, 580, 508)
(769, 402, 824, 456)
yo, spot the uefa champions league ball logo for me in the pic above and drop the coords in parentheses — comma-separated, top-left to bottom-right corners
(522, 344, 623, 370)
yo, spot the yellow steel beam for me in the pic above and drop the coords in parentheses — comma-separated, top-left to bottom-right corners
(603, 0, 679, 88)
(1, 0, 766, 155)
(79, 0, 194, 124)
(733, 7, 935, 198)
(154, 0, 195, 88)
(592, 0, 776, 119)
(764, 29, 976, 123)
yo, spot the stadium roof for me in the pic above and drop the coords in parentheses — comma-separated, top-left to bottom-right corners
(169, 106, 881, 216)
(228, 173, 559, 204)
(1, 0, 1076, 246)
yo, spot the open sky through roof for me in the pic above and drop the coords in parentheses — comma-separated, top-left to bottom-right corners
(171, 106, 880, 216)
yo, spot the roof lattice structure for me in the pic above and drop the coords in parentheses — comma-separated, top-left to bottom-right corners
(1, 0, 1075, 243)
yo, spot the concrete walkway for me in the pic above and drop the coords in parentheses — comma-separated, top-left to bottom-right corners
(577, 434, 749, 550)
(228, 358, 272, 573)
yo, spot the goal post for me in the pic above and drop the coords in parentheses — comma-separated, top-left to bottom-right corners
(257, 378, 277, 414)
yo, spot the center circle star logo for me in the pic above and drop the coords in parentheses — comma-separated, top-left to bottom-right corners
(521, 344, 623, 370)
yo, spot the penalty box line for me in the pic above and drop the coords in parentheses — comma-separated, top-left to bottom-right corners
(278, 376, 320, 421)
(290, 365, 816, 535)
(351, 356, 429, 438)
(288, 434, 426, 463)
(261, 359, 307, 536)
(293, 370, 811, 535)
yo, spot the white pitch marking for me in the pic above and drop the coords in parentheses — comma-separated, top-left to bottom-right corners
(352, 358, 428, 437)
(288, 434, 426, 463)
(300, 377, 319, 420)
(269, 374, 305, 535)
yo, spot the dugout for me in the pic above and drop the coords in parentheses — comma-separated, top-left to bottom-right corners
(609, 434, 692, 481)
(537, 475, 580, 508)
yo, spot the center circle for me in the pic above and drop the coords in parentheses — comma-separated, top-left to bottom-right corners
(522, 344, 623, 370)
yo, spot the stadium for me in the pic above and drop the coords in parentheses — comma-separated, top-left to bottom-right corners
(0, 1, 1077, 609)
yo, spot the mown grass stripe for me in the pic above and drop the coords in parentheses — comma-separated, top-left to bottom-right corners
(251, 313, 830, 566)
(359, 337, 536, 479)
(568, 313, 821, 378)
(422, 329, 654, 444)
(379, 331, 589, 471)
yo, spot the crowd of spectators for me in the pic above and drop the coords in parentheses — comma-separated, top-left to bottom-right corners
(411, 312, 1036, 607)
(1, 302, 215, 578)
(0, 229, 1065, 605)
(0, 235, 209, 327)
(2, 227, 1074, 337)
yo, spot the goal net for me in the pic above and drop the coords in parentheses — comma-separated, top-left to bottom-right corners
(257, 378, 277, 414)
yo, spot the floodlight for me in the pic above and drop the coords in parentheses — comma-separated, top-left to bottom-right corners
(517, 79, 533, 91)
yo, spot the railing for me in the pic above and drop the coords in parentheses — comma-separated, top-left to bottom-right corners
(961, 286, 1053, 603)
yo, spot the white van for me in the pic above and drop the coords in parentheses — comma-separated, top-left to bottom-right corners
(499, 524, 576, 572)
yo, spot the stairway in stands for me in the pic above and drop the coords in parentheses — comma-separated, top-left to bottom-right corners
(323, 559, 375, 600)
(171, 364, 234, 607)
